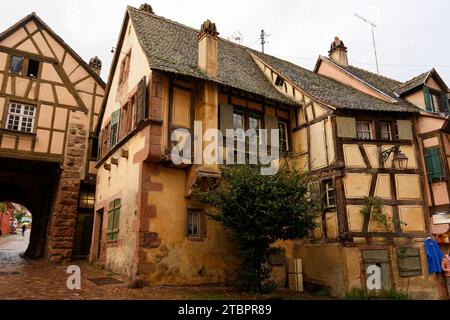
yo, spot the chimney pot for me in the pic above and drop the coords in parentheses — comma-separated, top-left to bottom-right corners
(328, 36, 348, 67)
(89, 56, 102, 76)
(139, 3, 154, 14)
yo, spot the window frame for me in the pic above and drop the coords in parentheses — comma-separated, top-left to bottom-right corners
(278, 120, 289, 153)
(9, 56, 24, 75)
(186, 209, 202, 239)
(26, 59, 40, 78)
(107, 199, 121, 241)
(5, 102, 37, 133)
(356, 120, 373, 140)
(324, 180, 336, 209)
(379, 121, 393, 140)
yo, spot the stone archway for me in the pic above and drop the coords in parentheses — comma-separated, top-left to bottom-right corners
(0, 157, 60, 258)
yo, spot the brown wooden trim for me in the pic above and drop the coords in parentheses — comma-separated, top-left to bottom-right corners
(0, 45, 56, 64)
(38, 29, 57, 60)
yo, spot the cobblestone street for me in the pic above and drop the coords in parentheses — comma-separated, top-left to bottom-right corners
(0, 233, 323, 300)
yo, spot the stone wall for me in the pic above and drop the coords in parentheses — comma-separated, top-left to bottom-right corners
(46, 121, 87, 262)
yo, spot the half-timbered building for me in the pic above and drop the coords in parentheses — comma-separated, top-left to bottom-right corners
(0, 13, 105, 261)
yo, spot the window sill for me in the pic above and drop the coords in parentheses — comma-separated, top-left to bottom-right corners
(0, 128, 36, 138)
(186, 236, 205, 242)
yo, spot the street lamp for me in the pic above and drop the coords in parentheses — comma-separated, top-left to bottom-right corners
(381, 146, 409, 170)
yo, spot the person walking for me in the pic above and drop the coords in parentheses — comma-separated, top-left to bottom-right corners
(441, 250, 450, 298)
(21, 224, 27, 237)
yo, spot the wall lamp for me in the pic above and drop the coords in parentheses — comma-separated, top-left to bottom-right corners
(381, 145, 409, 170)
(111, 47, 130, 56)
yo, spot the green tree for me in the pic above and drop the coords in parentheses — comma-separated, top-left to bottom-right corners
(195, 163, 320, 293)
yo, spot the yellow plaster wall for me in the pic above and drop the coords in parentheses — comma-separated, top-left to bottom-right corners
(343, 144, 366, 168)
(172, 88, 191, 128)
(374, 174, 391, 199)
(142, 165, 238, 285)
(368, 205, 394, 232)
(343, 174, 372, 199)
(293, 243, 362, 298)
(395, 174, 421, 200)
(95, 132, 144, 278)
(347, 205, 365, 232)
(325, 118, 335, 164)
(363, 145, 380, 168)
(325, 212, 339, 239)
(398, 206, 425, 232)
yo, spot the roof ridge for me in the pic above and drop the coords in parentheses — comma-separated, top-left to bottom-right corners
(127, 5, 265, 53)
(396, 69, 432, 90)
(346, 63, 402, 85)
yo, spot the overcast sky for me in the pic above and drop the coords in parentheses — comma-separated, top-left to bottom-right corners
(1, 0, 449, 85)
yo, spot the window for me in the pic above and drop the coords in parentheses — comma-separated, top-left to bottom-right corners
(90, 136, 99, 160)
(356, 121, 372, 140)
(248, 115, 261, 150)
(79, 186, 95, 210)
(380, 122, 392, 140)
(278, 120, 289, 152)
(108, 110, 120, 150)
(26, 59, 40, 78)
(425, 147, 444, 181)
(118, 51, 131, 84)
(324, 180, 335, 208)
(107, 199, 121, 241)
(187, 209, 201, 237)
(10, 56, 24, 75)
(424, 87, 449, 113)
(6, 102, 36, 133)
(275, 75, 285, 87)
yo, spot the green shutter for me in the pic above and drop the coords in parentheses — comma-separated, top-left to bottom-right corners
(425, 148, 443, 180)
(441, 93, 449, 113)
(423, 87, 432, 112)
(135, 76, 147, 126)
(109, 110, 120, 149)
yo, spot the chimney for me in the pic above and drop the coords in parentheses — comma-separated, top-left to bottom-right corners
(328, 37, 348, 67)
(197, 19, 219, 77)
(139, 3, 154, 14)
(89, 56, 102, 76)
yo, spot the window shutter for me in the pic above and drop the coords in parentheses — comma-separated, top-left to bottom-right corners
(265, 114, 278, 145)
(135, 76, 147, 126)
(423, 87, 432, 111)
(441, 93, 449, 113)
(336, 117, 356, 138)
(425, 148, 443, 180)
(109, 110, 120, 149)
(219, 104, 234, 136)
(397, 120, 413, 140)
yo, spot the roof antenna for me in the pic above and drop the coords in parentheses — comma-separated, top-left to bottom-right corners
(229, 31, 243, 45)
(260, 30, 270, 53)
(354, 13, 380, 75)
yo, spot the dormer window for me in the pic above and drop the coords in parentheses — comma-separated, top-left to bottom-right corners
(275, 75, 284, 87)
(424, 87, 449, 113)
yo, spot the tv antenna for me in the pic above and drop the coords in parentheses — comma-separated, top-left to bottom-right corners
(260, 30, 270, 53)
(229, 31, 243, 44)
(354, 13, 380, 75)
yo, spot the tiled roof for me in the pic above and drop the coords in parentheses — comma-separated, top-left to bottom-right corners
(251, 51, 419, 113)
(127, 6, 296, 105)
(127, 6, 418, 113)
(395, 70, 431, 95)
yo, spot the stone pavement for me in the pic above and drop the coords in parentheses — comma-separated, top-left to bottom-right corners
(0, 232, 325, 300)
